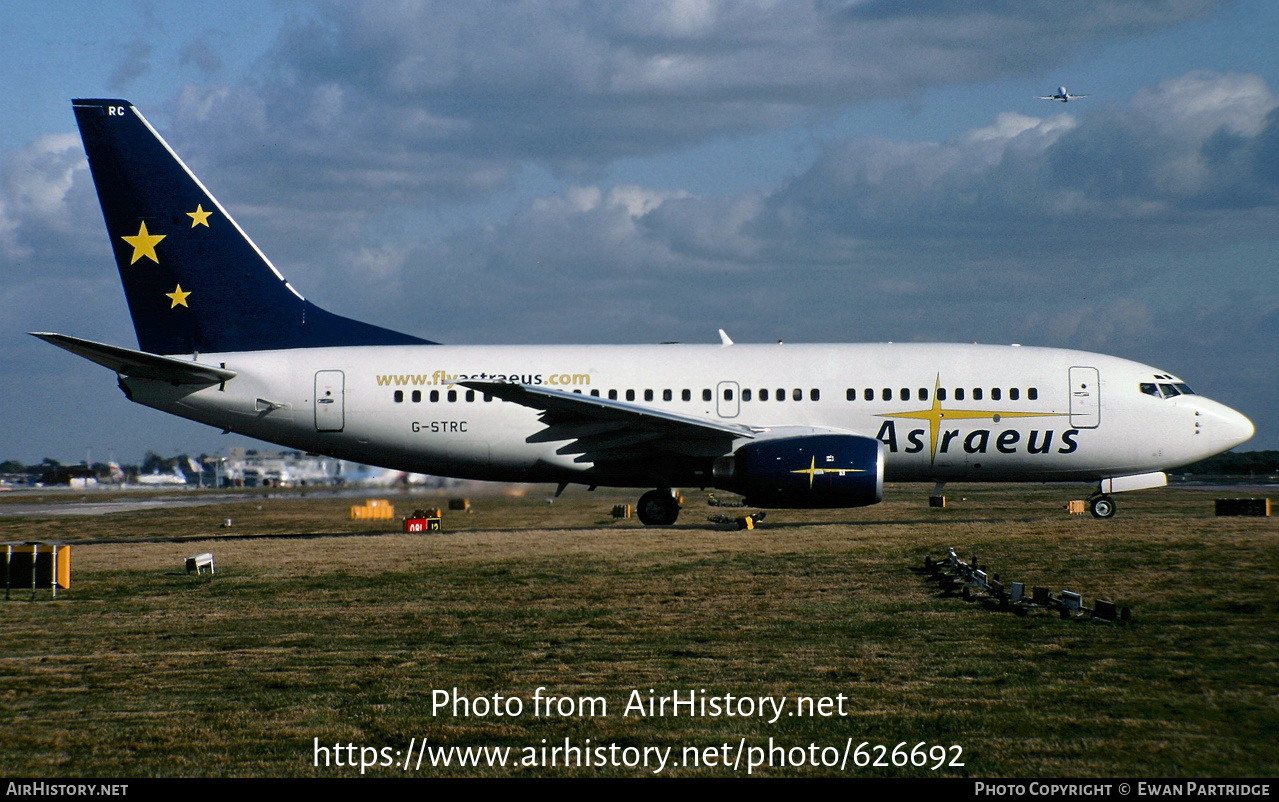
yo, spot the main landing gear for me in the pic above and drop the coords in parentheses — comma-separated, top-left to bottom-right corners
(1088, 494, 1116, 519)
(637, 488, 681, 526)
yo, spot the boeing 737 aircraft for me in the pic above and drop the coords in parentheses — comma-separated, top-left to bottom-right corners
(35, 99, 1253, 524)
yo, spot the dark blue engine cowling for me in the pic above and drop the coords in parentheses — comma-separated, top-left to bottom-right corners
(728, 434, 884, 508)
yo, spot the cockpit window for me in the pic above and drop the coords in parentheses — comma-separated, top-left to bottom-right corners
(1143, 381, 1197, 399)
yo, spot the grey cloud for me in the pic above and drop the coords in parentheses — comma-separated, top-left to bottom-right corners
(108, 39, 153, 89)
(155, 0, 1216, 211)
(747, 72, 1279, 267)
(359, 71, 1279, 405)
(179, 37, 225, 76)
(0, 133, 98, 267)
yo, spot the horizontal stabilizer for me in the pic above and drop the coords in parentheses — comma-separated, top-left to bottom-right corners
(31, 332, 237, 386)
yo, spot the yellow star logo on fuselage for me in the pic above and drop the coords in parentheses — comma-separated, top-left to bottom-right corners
(121, 221, 165, 264)
(166, 284, 191, 308)
(879, 376, 1067, 463)
(187, 204, 212, 227)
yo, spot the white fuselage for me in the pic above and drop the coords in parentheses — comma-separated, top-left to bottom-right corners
(119, 341, 1253, 489)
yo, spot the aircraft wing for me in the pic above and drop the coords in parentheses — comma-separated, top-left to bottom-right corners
(461, 380, 757, 463)
(31, 332, 237, 386)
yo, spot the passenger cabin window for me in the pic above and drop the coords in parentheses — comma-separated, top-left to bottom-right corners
(847, 388, 856, 401)
(703, 389, 712, 402)
(431, 390, 439, 402)
(918, 388, 928, 401)
(466, 390, 475, 402)
(627, 390, 636, 401)
(864, 388, 874, 401)
(412, 390, 421, 403)
(644, 389, 654, 401)
(955, 388, 965, 401)
(724, 388, 734, 401)
(1028, 388, 1038, 401)
(991, 388, 1001, 401)
(743, 389, 752, 402)
(761, 389, 770, 401)
(448, 390, 457, 402)
(937, 388, 947, 401)
(608, 390, 618, 400)
(882, 388, 892, 401)
(793, 388, 802, 401)
(682, 389, 691, 401)
(663, 389, 672, 401)
(899, 388, 909, 401)
(394, 391, 403, 403)
(810, 389, 820, 402)
(973, 388, 983, 401)
(1010, 388, 1019, 401)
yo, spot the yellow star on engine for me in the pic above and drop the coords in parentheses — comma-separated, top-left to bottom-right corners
(166, 284, 191, 308)
(121, 221, 165, 264)
(790, 455, 864, 488)
(187, 204, 212, 228)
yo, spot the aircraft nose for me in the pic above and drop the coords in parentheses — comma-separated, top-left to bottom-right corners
(1210, 404, 1255, 453)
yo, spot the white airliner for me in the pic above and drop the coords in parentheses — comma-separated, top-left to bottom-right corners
(1039, 86, 1089, 102)
(34, 99, 1253, 524)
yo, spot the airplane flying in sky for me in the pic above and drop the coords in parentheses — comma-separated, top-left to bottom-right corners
(1038, 86, 1089, 102)
(36, 99, 1253, 524)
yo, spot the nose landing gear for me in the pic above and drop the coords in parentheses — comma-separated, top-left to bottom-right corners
(1088, 494, 1116, 519)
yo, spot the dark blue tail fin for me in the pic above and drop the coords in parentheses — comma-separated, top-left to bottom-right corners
(72, 99, 432, 355)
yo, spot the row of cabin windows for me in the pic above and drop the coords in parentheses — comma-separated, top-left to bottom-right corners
(392, 387, 821, 403)
(394, 389, 492, 403)
(392, 385, 1040, 405)
(844, 387, 1039, 403)
(604, 388, 821, 403)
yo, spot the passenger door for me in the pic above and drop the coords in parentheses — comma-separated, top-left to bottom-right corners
(314, 370, 345, 432)
(1069, 367, 1100, 429)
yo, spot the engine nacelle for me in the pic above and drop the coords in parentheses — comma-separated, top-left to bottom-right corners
(723, 433, 884, 508)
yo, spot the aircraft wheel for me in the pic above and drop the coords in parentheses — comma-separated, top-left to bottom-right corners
(637, 489, 681, 526)
(1090, 495, 1116, 519)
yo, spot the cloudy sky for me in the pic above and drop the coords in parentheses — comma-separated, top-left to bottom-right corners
(2, 0, 1276, 465)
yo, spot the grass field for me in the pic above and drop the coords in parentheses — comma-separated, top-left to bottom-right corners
(1, 483, 1275, 777)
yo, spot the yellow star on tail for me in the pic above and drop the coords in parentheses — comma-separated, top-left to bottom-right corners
(187, 204, 212, 227)
(166, 284, 191, 308)
(121, 221, 165, 264)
